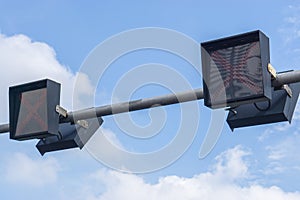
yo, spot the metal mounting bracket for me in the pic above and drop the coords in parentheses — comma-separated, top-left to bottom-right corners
(282, 84, 293, 98)
(56, 105, 68, 118)
(268, 63, 277, 79)
(225, 107, 238, 115)
(76, 120, 89, 129)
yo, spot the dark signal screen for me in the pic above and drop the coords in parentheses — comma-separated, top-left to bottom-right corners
(202, 39, 267, 108)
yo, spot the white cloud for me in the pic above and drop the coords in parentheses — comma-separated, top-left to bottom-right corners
(0, 32, 98, 191)
(73, 146, 300, 200)
(213, 145, 250, 181)
(0, 22, 300, 200)
(263, 162, 285, 176)
(0, 33, 95, 123)
(265, 133, 300, 162)
(4, 153, 60, 187)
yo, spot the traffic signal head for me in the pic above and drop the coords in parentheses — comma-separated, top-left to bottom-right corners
(9, 79, 60, 141)
(201, 30, 272, 109)
(227, 82, 300, 130)
(36, 117, 103, 155)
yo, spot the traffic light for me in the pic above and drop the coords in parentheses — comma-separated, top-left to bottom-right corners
(9, 79, 60, 140)
(227, 82, 300, 130)
(8, 78, 103, 154)
(36, 117, 103, 155)
(201, 30, 272, 109)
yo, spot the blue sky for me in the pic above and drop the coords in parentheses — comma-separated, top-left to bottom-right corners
(1, 0, 300, 199)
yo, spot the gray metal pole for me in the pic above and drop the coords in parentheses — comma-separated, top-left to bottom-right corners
(0, 88, 203, 134)
(60, 88, 204, 123)
(0, 124, 9, 134)
(1, 70, 300, 134)
(272, 70, 300, 87)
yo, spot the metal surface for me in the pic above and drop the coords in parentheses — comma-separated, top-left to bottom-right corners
(268, 63, 277, 79)
(61, 88, 204, 124)
(36, 117, 103, 155)
(0, 124, 9, 134)
(227, 82, 300, 130)
(56, 105, 68, 118)
(1, 69, 300, 134)
(76, 120, 89, 129)
(272, 70, 300, 87)
(282, 84, 293, 97)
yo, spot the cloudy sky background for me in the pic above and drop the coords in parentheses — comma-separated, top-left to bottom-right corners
(1, 0, 300, 199)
